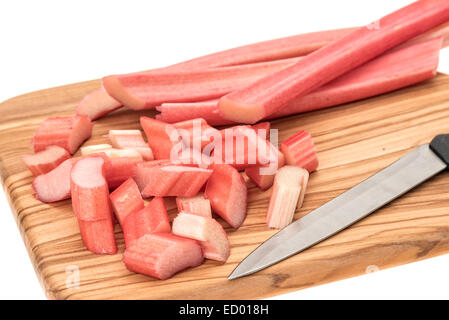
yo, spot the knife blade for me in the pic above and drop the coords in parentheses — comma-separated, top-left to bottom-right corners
(228, 135, 449, 280)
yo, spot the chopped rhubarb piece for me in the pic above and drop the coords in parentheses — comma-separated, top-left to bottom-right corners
(218, 0, 449, 123)
(252, 122, 271, 139)
(122, 197, 170, 248)
(32, 115, 93, 154)
(78, 219, 117, 254)
(32, 155, 138, 203)
(173, 118, 220, 151)
(71, 157, 113, 221)
(80, 144, 113, 156)
(132, 160, 172, 190)
(280, 130, 318, 173)
(140, 117, 182, 160)
(159, 37, 442, 126)
(122, 233, 204, 280)
(103, 57, 301, 110)
(176, 193, 212, 218)
(204, 164, 247, 229)
(266, 166, 309, 229)
(105, 156, 139, 189)
(216, 126, 280, 171)
(32, 158, 73, 203)
(76, 86, 122, 120)
(110, 178, 144, 224)
(70, 156, 117, 254)
(172, 212, 230, 262)
(108, 129, 154, 161)
(23, 145, 71, 176)
(245, 151, 285, 191)
(141, 165, 212, 198)
(168, 28, 356, 70)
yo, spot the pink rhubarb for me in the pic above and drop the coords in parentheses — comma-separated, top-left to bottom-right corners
(121, 197, 171, 248)
(140, 117, 182, 160)
(141, 165, 212, 198)
(157, 37, 442, 125)
(266, 166, 309, 229)
(176, 193, 212, 218)
(70, 156, 117, 254)
(204, 164, 247, 229)
(218, 0, 449, 123)
(108, 129, 154, 161)
(32, 158, 73, 203)
(23, 145, 71, 176)
(109, 178, 145, 224)
(122, 233, 204, 280)
(172, 212, 230, 262)
(280, 130, 319, 173)
(32, 115, 93, 154)
(76, 86, 122, 120)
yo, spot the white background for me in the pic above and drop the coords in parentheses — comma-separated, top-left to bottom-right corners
(1, 0, 449, 300)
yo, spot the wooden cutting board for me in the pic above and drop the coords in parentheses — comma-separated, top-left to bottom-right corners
(1, 74, 449, 300)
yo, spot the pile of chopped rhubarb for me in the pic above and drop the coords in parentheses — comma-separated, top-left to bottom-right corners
(24, 0, 449, 280)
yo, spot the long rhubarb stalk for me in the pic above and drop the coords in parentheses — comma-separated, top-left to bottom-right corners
(83, 20, 449, 121)
(166, 20, 449, 70)
(103, 58, 301, 110)
(157, 37, 442, 125)
(218, 0, 449, 123)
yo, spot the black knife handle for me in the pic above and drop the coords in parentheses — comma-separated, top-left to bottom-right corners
(430, 135, 449, 166)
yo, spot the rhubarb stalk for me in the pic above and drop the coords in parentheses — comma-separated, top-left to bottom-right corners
(218, 0, 449, 123)
(157, 37, 442, 125)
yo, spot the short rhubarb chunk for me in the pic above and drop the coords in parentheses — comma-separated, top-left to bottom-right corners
(32, 158, 73, 203)
(216, 126, 280, 171)
(23, 145, 71, 176)
(172, 212, 230, 262)
(132, 160, 172, 190)
(108, 129, 154, 161)
(140, 117, 182, 160)
(70, 156, 117, 254)
(245, 152, 285, 191)
(280, 130, 318, 173)
(204, 164, 247, 229)
(122, 233, 204, 280)
(218, 0, 449, 123)
(76, 86, 122, 120)
(176, 193, 212, 218)
(141, 165, 212, 198)
(110, 178, 144, 224)
(32, 115, 93, 154)
(173, 118, 220, 151)
(121, 197, 171, 248)
(105, 157, 139, 190)
(266, 166, 309, 229)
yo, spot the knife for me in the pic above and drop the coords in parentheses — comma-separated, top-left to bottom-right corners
(228, 134, 449, 280)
